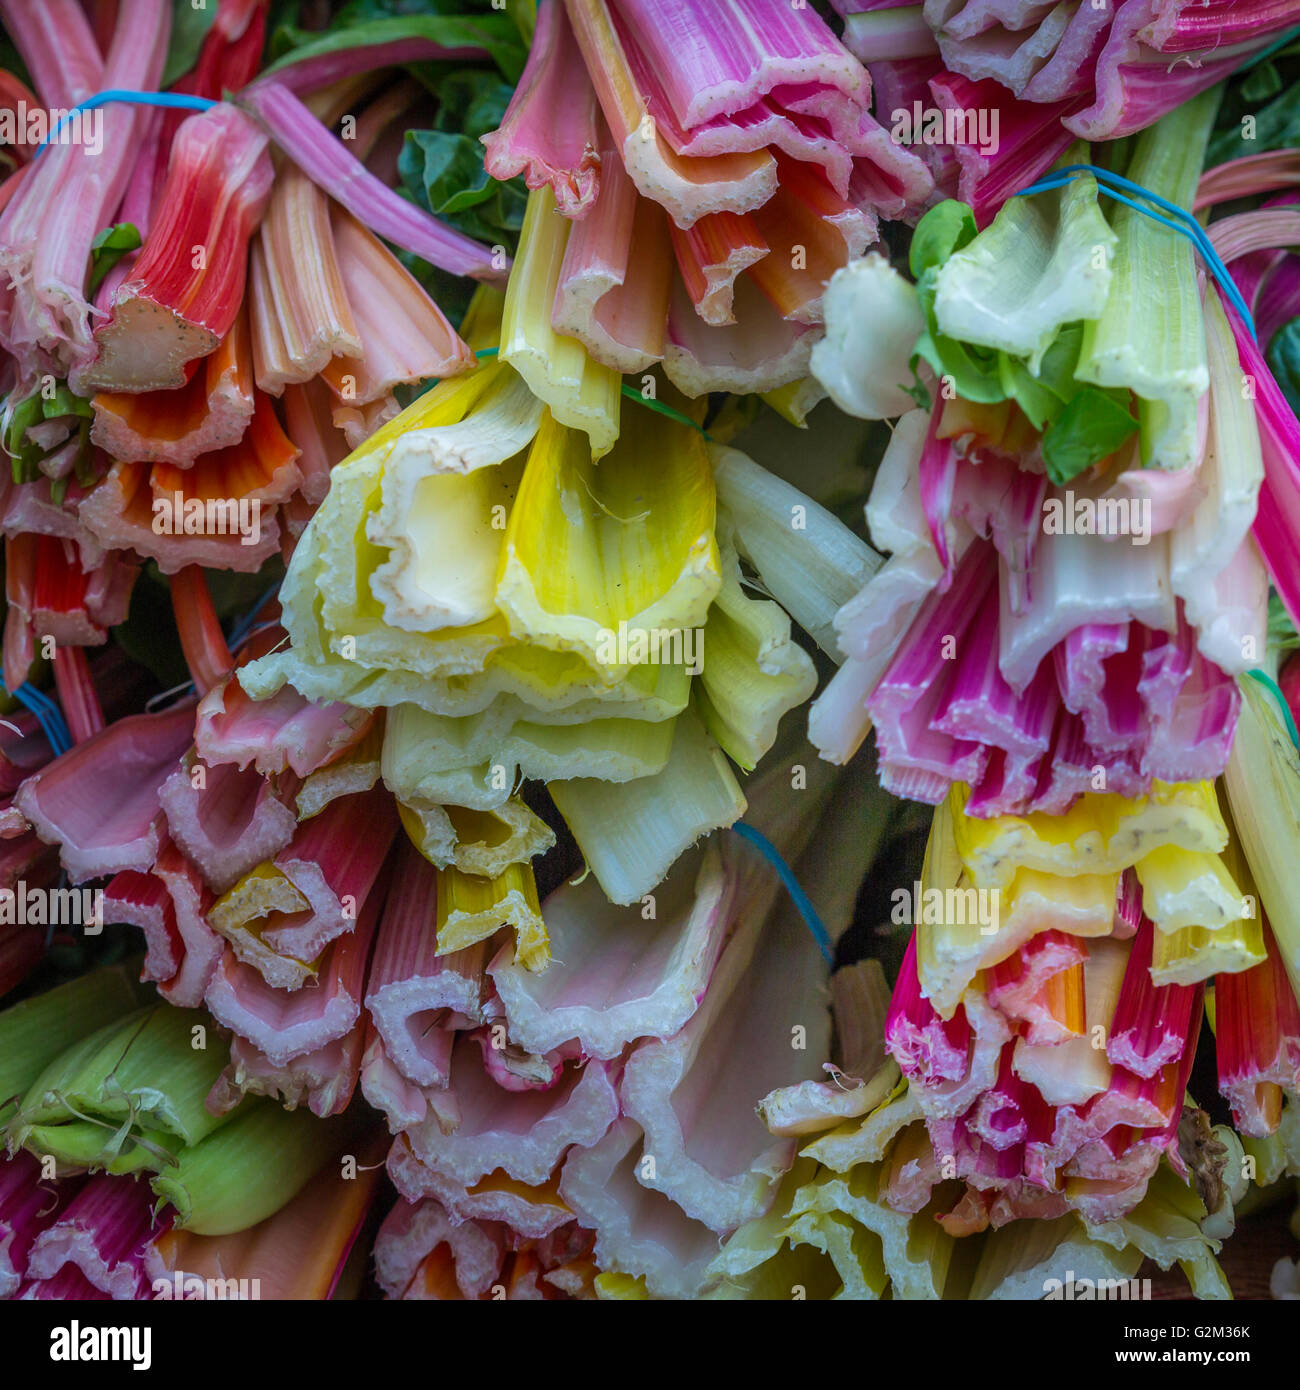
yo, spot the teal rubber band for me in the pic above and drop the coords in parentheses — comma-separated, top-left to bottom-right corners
(1238, 24, 1300, 73)
(731, 820, 834, 966)
(1246, 668, 1300, 752)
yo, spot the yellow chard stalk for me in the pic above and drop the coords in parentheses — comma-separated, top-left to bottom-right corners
(496, 405, 721, 676)
(436, 860, 549, 972)
(367, 362, 542, 634)
(695, 533, 817, 772)
(1225, 674, 1300, 996)
(1150, 919, 1265, 988)
(501, 185, 621, 458)
(1147, 822, 1265, 986)
(382, 699, 673, 797)
(549, 705, 746, 905)
(951, 781, 1228, 892)
(970, 1216, 1142, 1300)
(1135, 845, 1247, 935)
(399, 799, 556, 879)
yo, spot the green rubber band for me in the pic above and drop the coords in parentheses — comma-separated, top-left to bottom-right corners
(1238, 24, 1300, 73)
(1246, 668, 1300, 753)
(471, 347, 712, 439)
(618, 384, 712, 438)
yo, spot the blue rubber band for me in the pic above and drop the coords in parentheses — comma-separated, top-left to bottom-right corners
(30, 90, 219, 159)
(20, 686, 73, 754)
(1012, 162, 1257, 339)
(731, 820, 835, 966)
(12, 682, 68, 747)
(19, 699, 65, 756)
(226, 581, 282, 653)
(162, 578, 285, 708)
(1033, 164, 1252, 335)
(4, 681, 72, 756)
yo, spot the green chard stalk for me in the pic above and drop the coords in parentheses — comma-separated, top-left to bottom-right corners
(1076, 88, 1220, 471)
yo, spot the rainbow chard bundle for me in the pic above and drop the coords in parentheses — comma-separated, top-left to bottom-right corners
(478, 0, 932, 415)
(373, 752, 895, 1301)
(835, 0, 1300, 220)
(791, 67, 1300, 1275)
(0, 0, 522, 710)
(239, 286, 877, 911)
(809, 96, 1269, 802)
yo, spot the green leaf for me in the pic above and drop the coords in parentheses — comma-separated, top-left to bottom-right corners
(1040, 387, 1139, 486)
(337, 0, 500, 20)
(912, 327, 1005, 405)
(1035, 322, 1085, 398)
(0, 33, 32, 91)
(3, 389, 53, 482)
(161, 0, 221, 88)
(88, 222, 142, 296)
(994, 324, 1085, 430)
(907, 200, 1003, 403)
(205, 563, 286, 626)
(263, 12, 527, 85)
(114, 570, 190, 689)
(4, 392, 41, 456)
(1268, 592, 1300, 653)
(398, 129, 525, 247)
(265, 0, 303, 57)
(997, 353, 1059, 430)
(40, 383, 93, 421)
(395, 248, 476, 324)
(908, 199, 978, 280)
(270, 0, 506, 58)
(1209, 50, 1300, 165)
(1242, 60, 1284, 105)
(395, 73, 521, 242)
(0, 383, 91, 494)
(74, 433, 102, 489)
(428, 69, 514, 138)
(507, 0, 536, 43)
(399, 128, 493, 214)
(1266, 315, 1300, 421)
